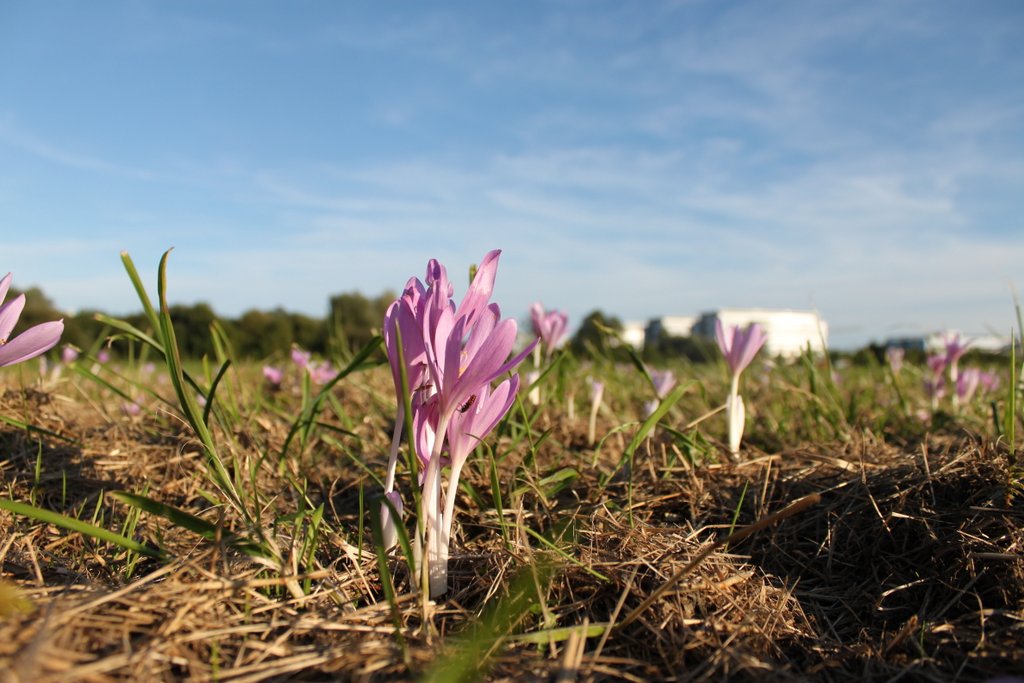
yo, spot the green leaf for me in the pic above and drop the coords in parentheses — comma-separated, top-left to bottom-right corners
(0, 498, 163, 559)
(110, 491, 268, 559)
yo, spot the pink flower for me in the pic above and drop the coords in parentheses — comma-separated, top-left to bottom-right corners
(309, 361, 335, 385)
(97, 350, 110, 364)
(956, 368, 981, 403)
(0, 273, 63, 368)
(715, 320, 767, 377)
(61, 345, 79, 364)
(530, 302, 569, 357)
(262, 365, 284, 386)
(926, 354, 947, 377)
(290, 346, 311, 369)
(942, 333, 970, 366)
(381, 250, 534, 596)
(715, 320, 766, 456)
(979, 370, 1001, 394)
(644, 368, 677, 418)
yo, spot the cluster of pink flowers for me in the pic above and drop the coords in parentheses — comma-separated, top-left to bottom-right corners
(922, 333, 1002, 412)
(261, 346, 334, 390)
(381, 250, 535, 597)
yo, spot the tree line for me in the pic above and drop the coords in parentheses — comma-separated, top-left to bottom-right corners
(11, 286, 398, 361)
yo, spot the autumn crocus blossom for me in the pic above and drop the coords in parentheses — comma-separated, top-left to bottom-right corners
(530, 302, 568, 359)
(644, 368, 677, 418)
(942, 333, 970, 410)
(262, 365, 284, 386)
(0, 273, 63, 368)
(382, 250, 535, 597)
(715, 320, 767, 456)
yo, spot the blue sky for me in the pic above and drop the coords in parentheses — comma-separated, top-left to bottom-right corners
(1, 1, 1022, 348)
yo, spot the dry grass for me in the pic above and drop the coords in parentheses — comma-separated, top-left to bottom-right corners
(1, 363, 1022, 682)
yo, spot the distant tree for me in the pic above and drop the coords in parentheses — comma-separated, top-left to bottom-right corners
(232, 308, 296, 358)
(571, 310, 624, 359)
(290, 312, 327, 355)
(644, 334, 718, 363)
(328, 290, 394, 355)
(166, 303, 218, 359)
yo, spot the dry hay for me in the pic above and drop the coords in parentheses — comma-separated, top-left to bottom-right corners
(1, 381, 1022, 682)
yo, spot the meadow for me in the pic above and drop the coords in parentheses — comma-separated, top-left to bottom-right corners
(0, 252, 1022, 682)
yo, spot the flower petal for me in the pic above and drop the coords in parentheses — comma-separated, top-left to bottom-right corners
(453, 250, 500, 329)
(0, 293, 26, 342)
(0, 320, 64, 367)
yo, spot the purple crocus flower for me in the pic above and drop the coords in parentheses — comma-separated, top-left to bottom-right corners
(979, 370, 1001, 394)
(262, 365, 284, 386)
(715, 320, 767, 379)
(437, 376, 519, 572)
(715, 320, 767, 456)
(644, 368, 677, 418)
(926, 354, 947, 377)
(956, 368, 981, 403)
(0, 273, 64, 368)
(942, 333, 971, 410)
(61, 345, 79, 364)
(290, 346, 311, 370)
(530, 302, 569, 359)
(96, 349, 110, 364)
(381, 250, 535, 596)
(309, 361, 335, 385)
(943, 333, 970, 367)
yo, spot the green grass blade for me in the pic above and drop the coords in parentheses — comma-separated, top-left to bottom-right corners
(120, 251, 161, 333)
(0, 498, 163, 559)
(110, 491, 269, 559)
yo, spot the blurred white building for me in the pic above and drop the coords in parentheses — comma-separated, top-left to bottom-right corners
(692, 308, 828, 358)
(621, 321, 647, 349)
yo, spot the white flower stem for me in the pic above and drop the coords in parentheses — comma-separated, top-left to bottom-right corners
(727, 373, 744, 456)
(383, 403, 404, 493)
(380, 403, 404, 549)
(421, 412, 451, 598)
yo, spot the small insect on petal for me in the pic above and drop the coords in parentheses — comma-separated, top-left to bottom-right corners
(458, 394, 477, 413)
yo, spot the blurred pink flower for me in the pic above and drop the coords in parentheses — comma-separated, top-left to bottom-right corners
(644, 368, 677, 418)
(715, 320, 767, 377)
(530, 302, 569, 358)
(979, 370, 1001, 394)
(262, 365, 284, 386)
(309, 361, 335, 385)
(291, 346, 311, 369)
(942, 333, 970, 366)
(61, 345, 79, 364)
(955, 368, 980, 403)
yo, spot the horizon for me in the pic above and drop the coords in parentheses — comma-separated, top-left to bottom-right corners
(2, 2, 1022, 350)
